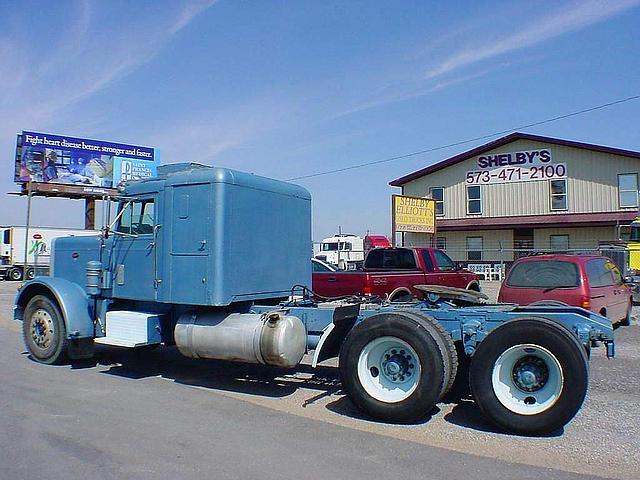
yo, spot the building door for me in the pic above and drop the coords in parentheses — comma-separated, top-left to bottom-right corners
(514, 228, 534, 258)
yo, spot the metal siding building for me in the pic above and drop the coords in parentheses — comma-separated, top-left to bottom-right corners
(390, 133, 640, 262)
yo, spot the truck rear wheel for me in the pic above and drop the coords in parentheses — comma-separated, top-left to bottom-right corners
(339, 313, 446, 423)
(8, 267, 23, 281)
(22, 295, 68, 364)
(409, 312, 458, 400)
(469, 317, 588, 435)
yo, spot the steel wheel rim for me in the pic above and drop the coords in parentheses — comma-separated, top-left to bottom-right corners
(30, 308, 55, 350)
(357, 336, 421, 403)
(491, 343, 563, 415)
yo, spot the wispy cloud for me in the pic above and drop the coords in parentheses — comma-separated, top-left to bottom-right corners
(145, 94, 295, 167)
(425, 0, 640, 79)
(332, 0, 639, 119)
(0, 1, 218, 132)
(170, 0, 218, 34)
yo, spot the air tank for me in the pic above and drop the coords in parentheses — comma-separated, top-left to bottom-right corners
(174, 311, 306, 368)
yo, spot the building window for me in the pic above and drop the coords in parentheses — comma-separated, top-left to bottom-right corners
(618, 173, 638, 208)
(466, 236, 483, 261)
(435, 237, 446, 250)
(550, 179, 567, 211)
(467, 185, 481, 214)
(550, 234, 569, 252)
(430, 187, 444, 216)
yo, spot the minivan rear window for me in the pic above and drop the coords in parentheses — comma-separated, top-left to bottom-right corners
(506, 260, 580, 288)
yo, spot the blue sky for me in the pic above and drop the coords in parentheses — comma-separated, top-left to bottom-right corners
(1, 0, 639, 240)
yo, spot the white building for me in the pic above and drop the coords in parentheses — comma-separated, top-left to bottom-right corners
(389, 132, 640, 262)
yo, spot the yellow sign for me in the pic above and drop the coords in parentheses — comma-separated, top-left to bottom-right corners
(392, 195, 436, 233)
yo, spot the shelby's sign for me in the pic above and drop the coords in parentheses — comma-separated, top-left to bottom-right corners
(466, 148, 566, 185)
(477, 149, 551, 168)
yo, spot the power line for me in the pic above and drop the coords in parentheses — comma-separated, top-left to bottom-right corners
(286, 94, 640, 181)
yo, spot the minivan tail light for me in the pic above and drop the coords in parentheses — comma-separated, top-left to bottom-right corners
(580, 296, 591, 309)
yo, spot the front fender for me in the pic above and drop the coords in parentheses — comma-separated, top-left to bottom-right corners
(14, 277, 94, 339)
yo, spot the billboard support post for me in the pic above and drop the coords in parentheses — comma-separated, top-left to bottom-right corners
(85, 198, 96, 230)
(23, 182, 33, 281)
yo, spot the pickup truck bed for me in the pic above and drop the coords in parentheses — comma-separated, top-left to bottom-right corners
(313, 247, 480, 300)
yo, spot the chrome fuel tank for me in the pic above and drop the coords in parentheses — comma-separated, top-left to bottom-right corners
(174, 311, 306, 368)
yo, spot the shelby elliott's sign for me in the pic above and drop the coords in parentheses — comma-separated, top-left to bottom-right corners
(392, 194, 436, 233)
(466, 148, 566, 185)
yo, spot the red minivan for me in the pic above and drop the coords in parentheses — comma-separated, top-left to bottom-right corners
(498, 254, 632, 326)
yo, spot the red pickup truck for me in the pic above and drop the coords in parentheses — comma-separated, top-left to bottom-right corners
(312, 247, 480, 301)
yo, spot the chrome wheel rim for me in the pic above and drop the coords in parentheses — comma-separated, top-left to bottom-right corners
(357, 336, 421, 403)
(30, 309, 55, 350)
(492, 344, 563, 415)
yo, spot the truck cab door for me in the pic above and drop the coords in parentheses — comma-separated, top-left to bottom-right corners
(111, 197, 160, 301)
(431, 250, 464, 288)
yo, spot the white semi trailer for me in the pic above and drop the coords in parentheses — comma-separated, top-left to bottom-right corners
(0, 226, 98, 281)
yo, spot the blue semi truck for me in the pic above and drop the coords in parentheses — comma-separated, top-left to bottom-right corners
(14, 164, 615, 435)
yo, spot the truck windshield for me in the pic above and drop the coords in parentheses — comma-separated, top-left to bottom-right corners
(321, 242, 351, 251)
(117, 200, 155, 235)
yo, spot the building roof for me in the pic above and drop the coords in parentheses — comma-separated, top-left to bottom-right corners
(389, 132, 640, 187)
(437, 211, 637, 232)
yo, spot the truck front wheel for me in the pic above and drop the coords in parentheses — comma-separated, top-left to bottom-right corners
(339, 313, 445, 423)
(22, 295, 68, 365)
(469, 317, 588, 435)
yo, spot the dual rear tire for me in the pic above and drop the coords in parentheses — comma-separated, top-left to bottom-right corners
(470, 317, 588, 435)
(339, 312, 457, 423)
(339, 314, 589, 435)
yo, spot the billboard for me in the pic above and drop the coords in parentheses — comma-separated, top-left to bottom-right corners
(392, 194, 436, 234)
(14, 131, 159, 194)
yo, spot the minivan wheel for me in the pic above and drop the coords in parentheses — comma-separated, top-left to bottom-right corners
(620, 301, 632, 327)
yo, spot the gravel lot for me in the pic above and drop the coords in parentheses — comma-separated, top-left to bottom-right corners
(1, 279, 639, 479)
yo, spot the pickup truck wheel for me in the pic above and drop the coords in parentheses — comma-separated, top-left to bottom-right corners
(389, 288, 413, 303)
(470, 317, 588, 436)
(339, 313, 445, 423)
(22, 295, 68, 365)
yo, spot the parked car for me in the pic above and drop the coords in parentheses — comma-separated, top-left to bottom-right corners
(312, 247, 480, 301)
(498, 254, 632, 326)
(312, 258, 337, 272)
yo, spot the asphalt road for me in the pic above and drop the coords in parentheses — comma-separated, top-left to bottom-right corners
(1, 280, 638, 480)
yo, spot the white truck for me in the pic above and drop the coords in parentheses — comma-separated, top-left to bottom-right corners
(0, 226, 98, 281)
(316, 233, 364, 270)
